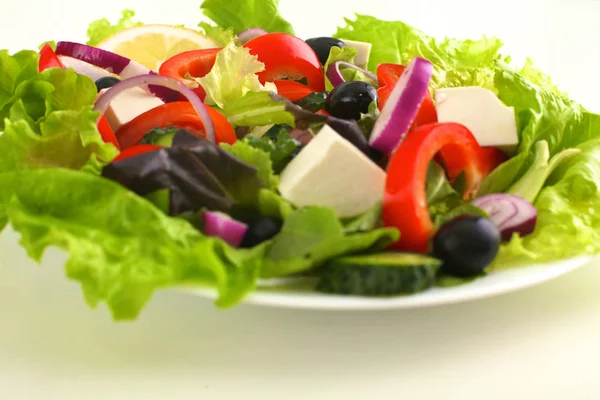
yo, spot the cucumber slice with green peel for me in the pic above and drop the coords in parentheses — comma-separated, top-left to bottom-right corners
(316, 253, 441, 296)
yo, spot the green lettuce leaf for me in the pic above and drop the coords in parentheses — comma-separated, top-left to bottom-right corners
(197, 41, 276, 108)
(426, 161, 487, 228)
(258, 188, 294, 220)
(242, 125, 300, 173)
(0, 169, 215, 320)
(341, 202, 383, 233)
(480, 64, 600, 195)
(0, 49, 41, 129)
(260, 207, 399, 278)
(0, 107, 117, 173)
(222, 91, 295, 127)
(0, 67, 118, 173)
(87, 9, 142, 46)
(293, 92, 328, 113)
(334, 14, 503, 89)
(323, 46, 358, 91)
(198, 22, 236, 46)
(323, 46, 376, 90)
(200, 0, 294, 35)
(220, 139, 279, 190)
(492, 138, 600, 268)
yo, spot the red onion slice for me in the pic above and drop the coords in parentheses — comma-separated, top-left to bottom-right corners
(93, 74, 215, 143)
(55, 41, 178, 102)
(238, 28, 268, 44)
(326, 61, 379, 88)
(471, 194, 537, 242)
(203, 211, 248, 247)
(58, 55, 112, 81)
(368, 57, 433, 154)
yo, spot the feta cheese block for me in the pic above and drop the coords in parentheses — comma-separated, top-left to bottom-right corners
(435, 86, 519, 152)
(102, 87, 164, 132)
(279, 124, 386, 218)
(341, 39, 372, 69)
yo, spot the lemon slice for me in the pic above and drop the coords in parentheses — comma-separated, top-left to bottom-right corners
(97, 25, 220, 71)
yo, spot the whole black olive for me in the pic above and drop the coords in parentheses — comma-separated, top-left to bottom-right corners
(240, 216, 283, 248)
(325, 81, 378, 120)
(305, 37, 346, 65)
(432, 216, 501, 277)
(95, 76, 121, 92)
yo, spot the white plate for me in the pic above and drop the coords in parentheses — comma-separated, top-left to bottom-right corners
(182, 256, 593, 310)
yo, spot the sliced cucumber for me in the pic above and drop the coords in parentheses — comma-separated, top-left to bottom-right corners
(316, 253, 441, 296)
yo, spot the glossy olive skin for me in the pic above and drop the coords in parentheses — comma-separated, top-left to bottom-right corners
(240, 217, 283, 248)
(95, 76, 121, 92)
(325, 81, 378, 120)
(432, 216, 501, 277)
(305, 37, 346, 65)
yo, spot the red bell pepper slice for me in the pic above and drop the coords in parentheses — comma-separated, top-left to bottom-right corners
(38, 44, 64, 73)
(244, 33, 325, 92)
(159, 48, 221, 102)
(383, 123, 484, 253)
(440, 146, 508, 183)
(112, 144, 162, 162)
(97, 115, 120, 150)
(273, 80, 314, 102)
(116, 101, 237, 149)
(376, 63, 437, 128)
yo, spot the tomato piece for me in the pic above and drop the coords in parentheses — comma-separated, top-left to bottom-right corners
(316, 109, 331, 116)
(273, 80, 314, 101)
(383, 123, 484, 253)
(97, 115, 120, 150)
(38, 44, 64, 73)
(112, 144, 162, 162)
(244, 33, 325, 92)
(159, 48, 221, 102)
(116, 101, 237, 149)
(376, 63, 437, 129)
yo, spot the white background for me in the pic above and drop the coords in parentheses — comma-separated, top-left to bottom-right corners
(2, 0, 600, 398)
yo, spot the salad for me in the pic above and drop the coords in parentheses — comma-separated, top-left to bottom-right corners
(1, 0, 600, 321)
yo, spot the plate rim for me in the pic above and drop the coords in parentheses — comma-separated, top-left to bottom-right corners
(179, 255, 593, 310)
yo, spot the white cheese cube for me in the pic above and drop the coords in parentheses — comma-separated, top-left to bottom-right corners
(279, 125, 386, 218)
(341, 39, 372, 69)
(102, 87, 164, 132)
(435, 86, 519, 152)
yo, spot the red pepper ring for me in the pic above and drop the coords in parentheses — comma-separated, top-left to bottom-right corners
(383, 122, 483, 253)
(159, 48, 221, 102)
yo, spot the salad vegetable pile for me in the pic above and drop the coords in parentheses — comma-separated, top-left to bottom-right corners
(2, 0, 600, 320)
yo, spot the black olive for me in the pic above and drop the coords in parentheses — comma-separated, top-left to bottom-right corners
(240, 217, 283, 248)
(95, 76, 121, 92)
(432, 216, 501, 277)
(305, 37, 346, 65)
(325, 81, 377, 120)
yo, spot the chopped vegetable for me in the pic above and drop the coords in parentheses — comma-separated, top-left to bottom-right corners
(244, 33, 325, 92)
(316, 253, 441, 296)
(93, 74, 216, 143)
(433, 216, 501, 277)
(203, 211, 248, 247)
(383, 123, 485, 253)
(116, 101, 236, 149)
(471, 194, 537, 241)
(369, 57, 433, 154)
